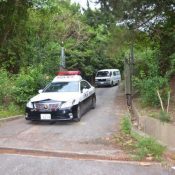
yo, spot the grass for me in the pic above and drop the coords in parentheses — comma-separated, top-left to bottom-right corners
(120, 115, 132, 134)
(115, 115, 166, 161)
(159, 111, 171, 122)
(0, 103, 23, 119)
(131, 132, 166, 161)
(134, 97, 173, 123)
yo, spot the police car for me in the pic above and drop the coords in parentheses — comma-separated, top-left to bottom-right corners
(25, 71, 96, 122)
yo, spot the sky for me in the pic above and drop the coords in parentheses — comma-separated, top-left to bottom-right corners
(70, 0, 100, 10)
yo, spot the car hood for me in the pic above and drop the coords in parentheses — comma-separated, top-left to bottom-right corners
(30, 92, 80, 102)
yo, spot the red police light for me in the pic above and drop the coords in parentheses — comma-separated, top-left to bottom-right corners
(56, 71, 81, 76)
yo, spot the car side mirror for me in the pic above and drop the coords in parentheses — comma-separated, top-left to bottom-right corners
(38, 89, 43, 93)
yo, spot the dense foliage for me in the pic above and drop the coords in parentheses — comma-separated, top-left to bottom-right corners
(0, 0, 174, 112)
(0, 0, 121, 109)
(98, 0, 175, 106)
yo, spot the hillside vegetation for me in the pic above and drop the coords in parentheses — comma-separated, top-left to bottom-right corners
(0, 0, 175, 116)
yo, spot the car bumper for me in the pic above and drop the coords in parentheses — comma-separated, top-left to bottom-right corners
(25, 107, 74, 121)
(95, 81, 111, 86)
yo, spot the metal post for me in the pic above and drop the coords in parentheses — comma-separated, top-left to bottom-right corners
(60, 41, 65, 71)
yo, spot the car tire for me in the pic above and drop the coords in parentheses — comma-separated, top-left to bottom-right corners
(73, 105, 81, 122)
(111, 81, 114, 87)
(91, 96, 96, 109)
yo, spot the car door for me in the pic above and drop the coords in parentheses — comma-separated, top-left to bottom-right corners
(80, 80, 92, 113)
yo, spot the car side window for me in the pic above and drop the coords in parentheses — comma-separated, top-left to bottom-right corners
(113, 71, 117, 76)
(80, 81, 91, 92)
(116, 71, 120, 75)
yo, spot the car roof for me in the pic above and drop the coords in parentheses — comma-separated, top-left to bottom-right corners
(97, 69, 120, 72)
(52, 75, 82, 83)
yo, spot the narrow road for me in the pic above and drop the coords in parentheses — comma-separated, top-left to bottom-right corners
(0, 86, 126, 157)
(0, 86, 172, 174)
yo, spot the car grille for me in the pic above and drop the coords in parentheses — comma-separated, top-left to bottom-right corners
(96, 79, 106, 82)
(35, 103, 60, 111)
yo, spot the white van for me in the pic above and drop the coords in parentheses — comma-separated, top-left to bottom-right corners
(95, 69, 121, 87)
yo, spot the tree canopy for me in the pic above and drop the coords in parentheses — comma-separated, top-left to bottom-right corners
(0, 0, 175, 108)
(98, 0, 175, 75)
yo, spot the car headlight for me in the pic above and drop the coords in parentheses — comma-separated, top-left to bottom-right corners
(60, 100, 75, 109)
(26, 101, 33, 108)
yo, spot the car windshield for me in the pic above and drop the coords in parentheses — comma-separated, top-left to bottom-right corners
(43, 82, 79, 92)
(96, 71, 110, 77)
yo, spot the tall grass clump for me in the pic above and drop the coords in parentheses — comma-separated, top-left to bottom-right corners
(120, 115, 132, 134)
(134, 135, 166, 161)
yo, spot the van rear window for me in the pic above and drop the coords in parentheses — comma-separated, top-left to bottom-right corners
(96, 71, 110, 77)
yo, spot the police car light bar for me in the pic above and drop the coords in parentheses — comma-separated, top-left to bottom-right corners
(57, 71, 81, 76)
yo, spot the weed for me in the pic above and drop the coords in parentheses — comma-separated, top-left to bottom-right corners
(116, 117, 166, 161)
(159, 110, 171, 122)
(120, 115, 131, 134)
(0, 103, 23, 119)
(134, 135, 166, 161)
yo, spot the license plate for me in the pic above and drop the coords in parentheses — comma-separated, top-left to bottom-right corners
(40, 114, 51, 120)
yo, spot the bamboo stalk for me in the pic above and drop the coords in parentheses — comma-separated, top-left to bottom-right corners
(167, 91, 170, 113)
(157, 90, 164, 111)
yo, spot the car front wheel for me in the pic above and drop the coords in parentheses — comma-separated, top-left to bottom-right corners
(91, 96, 96, 109)
(73, 105, 81, 122)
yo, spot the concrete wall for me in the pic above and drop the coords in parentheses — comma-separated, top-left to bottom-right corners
(133, 105, 175, 150)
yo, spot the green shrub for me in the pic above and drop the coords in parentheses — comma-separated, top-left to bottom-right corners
(133, 76, 169, 106)
(135, 136, 165, 160)
(0, 103, 23, 118)
(120, 115, 132, 134)
(0, 69, 14, 106)
(13, 65, 50, 106)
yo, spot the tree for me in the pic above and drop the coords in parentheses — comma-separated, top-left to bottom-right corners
(0, 0, 31, 47)
(97, 0, 175, 75)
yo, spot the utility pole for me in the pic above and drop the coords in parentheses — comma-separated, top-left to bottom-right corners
(60, 41, 66, 71)
(124, 28, 134, 107)
(129, 41, 134, 107)
(124, 57, 132, 107)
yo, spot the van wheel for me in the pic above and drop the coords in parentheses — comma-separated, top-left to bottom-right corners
(117, 80, 120, 86)
(73, 105, 81, 122)
(111, 81, 114, 87)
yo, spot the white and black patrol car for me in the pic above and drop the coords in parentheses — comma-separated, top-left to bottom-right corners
(25, 71, 96, 122)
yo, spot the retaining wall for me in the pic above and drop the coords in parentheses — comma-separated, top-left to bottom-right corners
(132, 105, 175, 150)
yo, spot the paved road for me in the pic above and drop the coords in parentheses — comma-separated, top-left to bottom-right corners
(0, 154, 172, 175)
(0, 86, 126, 156)
(0, 86, 173, 175)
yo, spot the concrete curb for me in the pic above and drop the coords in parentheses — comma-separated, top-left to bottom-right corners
(0, 115, 23, 123)
(0, 146, 162, 166)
